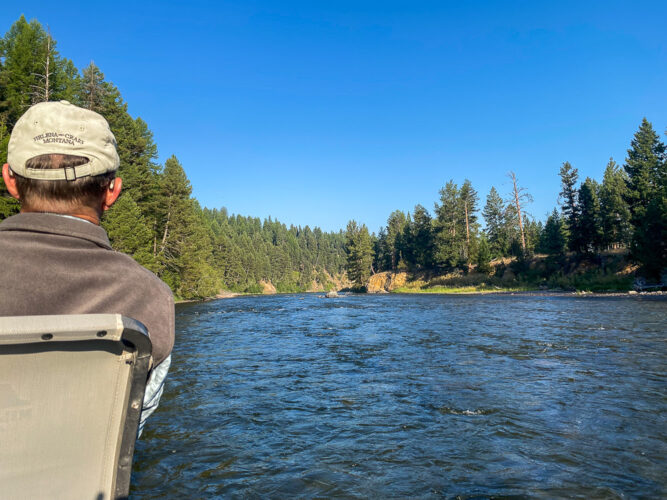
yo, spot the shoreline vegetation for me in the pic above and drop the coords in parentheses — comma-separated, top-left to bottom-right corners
(365, 251, 640, 294)
(1, 16, 665, 304)
(178, 250, 665, 303)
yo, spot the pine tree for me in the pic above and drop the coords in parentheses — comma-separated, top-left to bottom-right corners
(345, 220, 374, 288)
(632, 194, 666, 281)
(153, 156, 218, 298)
(375, 227, 390, 271)
(558, 161, 579, 250)
(116, 117, 160, 210)
(385, 210, 408, 270)
(0, 16, 49, 124)
(599, 159, 631, 249)
(52, 58, 80, 103)
(624, 118, 665, 225)
(624, 119, 667, 278)
(434, 180, 465, 268)
(523, 216, 542, 254)
(0, 18, 76, 218)
(540, 209, 566, 256)
(80, 61, 107, 112)
(482, 186, 507, 257)
(102, 195, 157, 272)
(459, 179, 479, 266)
(174, 202, 219, 298)
(575, 178, 602, 254)
(411, 204, 435, 269)
(476, 235, 492, 274)
(399, 212, 415, 268)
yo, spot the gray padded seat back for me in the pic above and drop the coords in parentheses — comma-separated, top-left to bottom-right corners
(0, 314, 151, 500)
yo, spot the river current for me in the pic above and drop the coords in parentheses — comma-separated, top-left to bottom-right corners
(131, 293, 666, 498)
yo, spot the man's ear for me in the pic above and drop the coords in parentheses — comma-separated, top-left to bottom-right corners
(2, 164, 20, 200)
(103, 176, 122, 211)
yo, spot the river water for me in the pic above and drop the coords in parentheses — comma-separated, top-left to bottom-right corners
(131, 293, 666, 498)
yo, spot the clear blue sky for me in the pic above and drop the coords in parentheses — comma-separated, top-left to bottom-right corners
(3, 1, 666, 232)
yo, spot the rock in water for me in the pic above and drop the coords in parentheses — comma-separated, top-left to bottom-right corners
(325, 291, 339, 298)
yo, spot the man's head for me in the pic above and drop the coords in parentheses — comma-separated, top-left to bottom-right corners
(2, 101, 122, 221)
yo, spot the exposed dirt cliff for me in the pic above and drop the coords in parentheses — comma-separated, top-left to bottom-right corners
(367, 271, 409, 292)
(260, 280, 277, 294)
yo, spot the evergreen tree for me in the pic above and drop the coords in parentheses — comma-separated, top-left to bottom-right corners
(116, 117, 160, 208)
(154, 156, 218, 298)
(0, 18, 43, 216)
(624, 118, 665, 225)
(0, 17, 78, 216)
(540, 209, 566, 256)
(0, 16, 49, 124)
(102, 195, 157, 272)
(632, 193, 666, 281)
(399, 212, 415, 268)
(482, 186, 507, 257)
(373, 227, 386, 272)
(558, 161, 579, 250)
(459, 179, 479, 266)
(523, 216, 542, 254)
(52, 58, 81, 103)
(624, 119, 667, 277)
(345, 220, 373, 288)
(476, 235, 492, 274)
(385, 210, 408, 270)
(80, 61, 107, 113)
(433, 180, 465, 268)
(575, 178, 602, 254)
(410, 204, 435, 269)
(175, 203, 219, 299)
(599, 159, 631, 249)
(0, 17, 79, 114)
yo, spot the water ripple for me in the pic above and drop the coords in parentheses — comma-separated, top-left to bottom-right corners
(132, 294, 667, 498)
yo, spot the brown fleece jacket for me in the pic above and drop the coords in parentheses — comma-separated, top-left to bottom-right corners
(0, 212, 174, 365)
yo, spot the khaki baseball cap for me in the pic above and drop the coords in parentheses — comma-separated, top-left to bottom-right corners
(7, 100, 120, 181)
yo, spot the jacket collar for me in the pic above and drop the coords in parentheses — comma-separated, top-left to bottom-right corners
(0, 213, 113, 250)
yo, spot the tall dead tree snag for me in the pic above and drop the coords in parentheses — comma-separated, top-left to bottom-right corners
(32, 29, 54, 103)
(508, 171, 532, 254)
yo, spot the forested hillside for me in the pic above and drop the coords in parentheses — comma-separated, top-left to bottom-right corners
(0, 16, 346, 298)
(2, 16, 665, 298)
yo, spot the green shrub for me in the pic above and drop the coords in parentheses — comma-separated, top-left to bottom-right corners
(244, 283, 264, 294)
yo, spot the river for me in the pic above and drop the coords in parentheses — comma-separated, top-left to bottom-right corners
(131, 293, 666, 498)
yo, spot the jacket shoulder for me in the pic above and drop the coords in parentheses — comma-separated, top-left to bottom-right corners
(109, 251, 174, 299)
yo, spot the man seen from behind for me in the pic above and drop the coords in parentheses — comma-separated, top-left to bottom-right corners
(0, 100, 175, 434)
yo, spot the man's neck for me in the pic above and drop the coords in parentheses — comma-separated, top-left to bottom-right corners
(20, 208, 101, 225)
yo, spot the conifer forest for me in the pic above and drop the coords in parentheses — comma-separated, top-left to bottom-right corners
(1, 17, 665, 298)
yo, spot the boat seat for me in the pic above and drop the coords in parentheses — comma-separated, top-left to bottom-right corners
(0, 314, 152, 500)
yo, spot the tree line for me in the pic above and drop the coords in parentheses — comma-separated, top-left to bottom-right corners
(0, 16, 346, 298)
(2, 16, 664, 297)
(346, 121, 666, 287)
